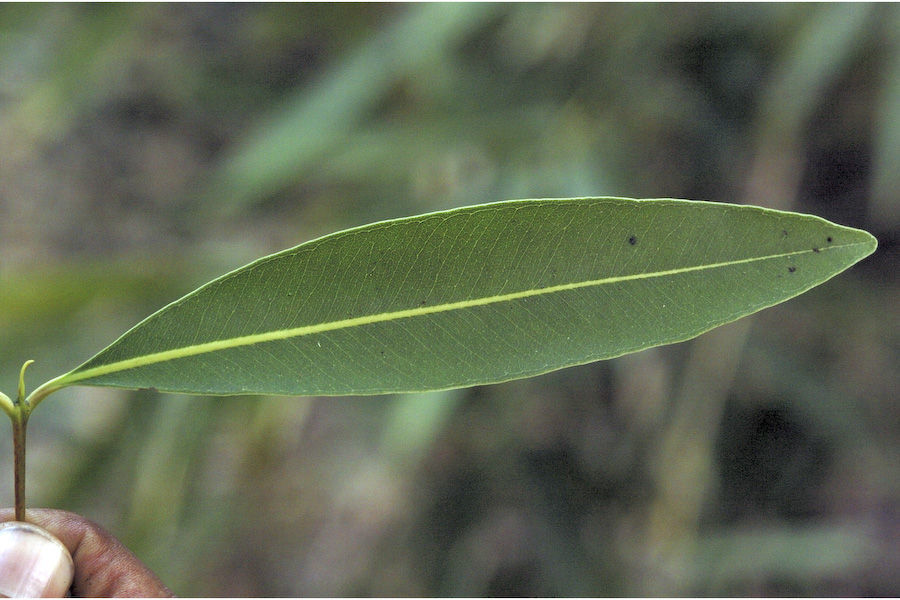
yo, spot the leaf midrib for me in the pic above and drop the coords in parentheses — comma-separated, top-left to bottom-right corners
(61, 244, 851, 384)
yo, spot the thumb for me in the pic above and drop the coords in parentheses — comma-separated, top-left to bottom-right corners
(0, 509, 173, 598)
(0, 520, 73, 597)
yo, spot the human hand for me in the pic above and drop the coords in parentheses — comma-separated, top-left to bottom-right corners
(0, 509, 173, 597)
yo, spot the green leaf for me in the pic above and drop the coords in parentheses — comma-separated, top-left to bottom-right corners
(38, 198, 876, 399)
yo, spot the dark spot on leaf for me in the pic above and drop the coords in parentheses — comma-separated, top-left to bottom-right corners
(813, 247, 820, 253)
(782, 230, 789, 237)
(788, 266, 796, 273)
(628, 235, 637, 246)
(420, 300, 427, 306)
(827, 236, 832, 243)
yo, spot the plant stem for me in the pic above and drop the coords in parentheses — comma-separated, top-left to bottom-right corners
(12, 412, 27, 522)
(10, 362, 36, 523)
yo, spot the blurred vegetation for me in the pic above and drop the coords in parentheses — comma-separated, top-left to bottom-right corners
(0, 3, 896, 596)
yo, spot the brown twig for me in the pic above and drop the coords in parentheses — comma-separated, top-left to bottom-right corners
(12, 413, 27, 522)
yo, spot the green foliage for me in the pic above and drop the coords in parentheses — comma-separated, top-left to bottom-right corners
(0, 3, 894, 597)
(30, 198, 874, 402)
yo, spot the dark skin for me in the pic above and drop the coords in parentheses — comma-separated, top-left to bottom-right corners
(0, 508, 173, 598)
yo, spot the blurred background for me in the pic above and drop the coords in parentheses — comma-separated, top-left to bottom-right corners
(0, 3, 897, 596)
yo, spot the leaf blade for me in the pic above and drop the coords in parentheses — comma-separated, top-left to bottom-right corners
(52, 198, 877, 396)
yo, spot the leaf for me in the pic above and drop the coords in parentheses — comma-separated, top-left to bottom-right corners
(38, 198, 876, 399)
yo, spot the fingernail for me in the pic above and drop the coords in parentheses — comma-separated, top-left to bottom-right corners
(0, 522, 74, 598)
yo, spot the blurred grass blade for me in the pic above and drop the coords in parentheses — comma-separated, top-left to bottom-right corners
(870, 5, 900, 228)
(694, 523, 870, 587)
(41, 198, 876, 398)
(758, 3, 873, 142)
(203, 3, 502, 213)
